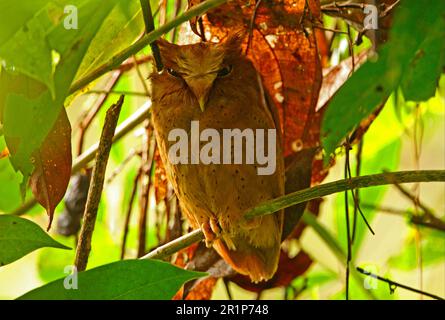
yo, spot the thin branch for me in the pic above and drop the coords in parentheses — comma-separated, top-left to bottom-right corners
(344, 143, 352, 300)
(245, 170, 445, 219)
(140, 0, 164, 71)
(356, 267, 444, 300)
(86, 90, 149, 97)
(137, 123, 154, 257)
(121, 171, 141, 260)
(141, 229, 204, 260)
(77, 70, 122, 156)
(69, 0, 228, 93)
(74, 96, 124, 271)
(141, 170, 445, 261)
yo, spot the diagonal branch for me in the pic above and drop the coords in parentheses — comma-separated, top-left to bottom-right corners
(143, 170, 445, 260)
(74, 96, 124, 271)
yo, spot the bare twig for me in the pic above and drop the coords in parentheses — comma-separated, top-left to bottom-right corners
(138, 123, 154, 257)
(141, 229, 204, 260)
(74, 96, 124, 271)
(344, 142, 352, 300)
(361, 203, 445, 232)
(121, 170, 141, 259)
(356, 267, 444, 300)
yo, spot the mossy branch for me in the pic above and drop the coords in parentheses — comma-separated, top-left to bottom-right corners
(142, 170, 445, 260)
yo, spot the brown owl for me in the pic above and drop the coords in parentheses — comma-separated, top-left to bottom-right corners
(149, 34, 285, 282)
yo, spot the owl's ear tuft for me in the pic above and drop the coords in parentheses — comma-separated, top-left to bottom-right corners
(223, 31, 246, 53)
(156, 37, 179, 65)
(156, 37, 177, 51)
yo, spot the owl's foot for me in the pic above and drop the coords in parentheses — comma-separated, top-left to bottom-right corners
(201, 218, 222, 248)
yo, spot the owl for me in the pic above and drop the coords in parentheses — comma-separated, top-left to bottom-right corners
(149, 34, 285, 282)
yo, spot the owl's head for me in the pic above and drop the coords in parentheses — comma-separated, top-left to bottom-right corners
(153, 33, 247, 112)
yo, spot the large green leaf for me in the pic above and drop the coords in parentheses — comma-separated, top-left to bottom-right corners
(19, 259, 205, 300)
(0, 0, 121, 190)
(74, 0, 144, 81)
(0, 215, 70, 267)
(0, 0, 53, 93)
(322, 0, 445, 156)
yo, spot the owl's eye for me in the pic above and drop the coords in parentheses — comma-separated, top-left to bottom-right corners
(166, 67, 182, 78)
(217, 65, 232, 77)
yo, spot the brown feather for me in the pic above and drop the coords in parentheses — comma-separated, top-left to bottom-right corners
(150, 35, 284, 282)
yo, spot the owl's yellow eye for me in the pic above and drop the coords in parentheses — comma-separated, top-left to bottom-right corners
(166, 67, 182, 78)
(217, 65, 232, 77)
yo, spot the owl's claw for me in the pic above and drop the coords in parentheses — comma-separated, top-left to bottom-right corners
(201, 218, 222, 248)
(201, 222, 216, 248)
(210, 218, 222, 237)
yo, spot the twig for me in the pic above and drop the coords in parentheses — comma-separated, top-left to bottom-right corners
(361, 203, 445, 232)
(69, 0, 228, 93)
(356, 267, 444, 300)
(245, 170, 445, 219)
(344, 142, 352, 300)
(11, 101, 151, 216)
(140, 0, 164, 71)
(77, 71, 122, 156)
(121, 170, 141, 259)
(141, 229, 204, 260)
(138, 123, 154, 257)
(74, 96, 124, 271)
(86, 90, 149, 97)
(351, 138, 363, 241)
(245, 0, 263, 56)
(141, 170, 445, 261)
(106, 148, 142, 185)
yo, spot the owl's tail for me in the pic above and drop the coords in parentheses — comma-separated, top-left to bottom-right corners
(213, 212, 283, 283)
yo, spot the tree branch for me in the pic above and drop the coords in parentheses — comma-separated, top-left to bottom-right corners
(356, 267, 444, 300)
(74, 96, 124, 271)
(142, 170, 445, 260)
(245, 170, 445, 218)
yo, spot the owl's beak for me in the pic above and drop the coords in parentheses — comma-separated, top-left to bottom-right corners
(185, 75, 216, 112)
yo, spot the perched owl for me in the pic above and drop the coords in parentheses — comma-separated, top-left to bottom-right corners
(149, 34, 285, 282)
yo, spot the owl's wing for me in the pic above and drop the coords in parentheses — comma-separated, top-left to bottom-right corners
(255, 71, 283, 145)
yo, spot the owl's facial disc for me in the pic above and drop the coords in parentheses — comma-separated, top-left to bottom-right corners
(184, 74, 217, 112)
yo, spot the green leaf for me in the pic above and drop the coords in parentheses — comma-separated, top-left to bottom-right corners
(19, 259, 205, 300)
(74, 1, 144, 81)
(321, 0, 445, 156)
(0, 215, 70, 267)
(0, 1, 54, 94)
(401, 18, 445, 102)
(1, 0, 121, 189)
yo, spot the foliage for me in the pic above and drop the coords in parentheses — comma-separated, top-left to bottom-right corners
(0, 0, 443, 300)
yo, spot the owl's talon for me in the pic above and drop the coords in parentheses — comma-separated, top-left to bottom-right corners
(209, 218, 222, 236)
(201, 222, 216, 248)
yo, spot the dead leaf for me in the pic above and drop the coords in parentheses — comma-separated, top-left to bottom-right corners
(30, 108, 72, 230)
